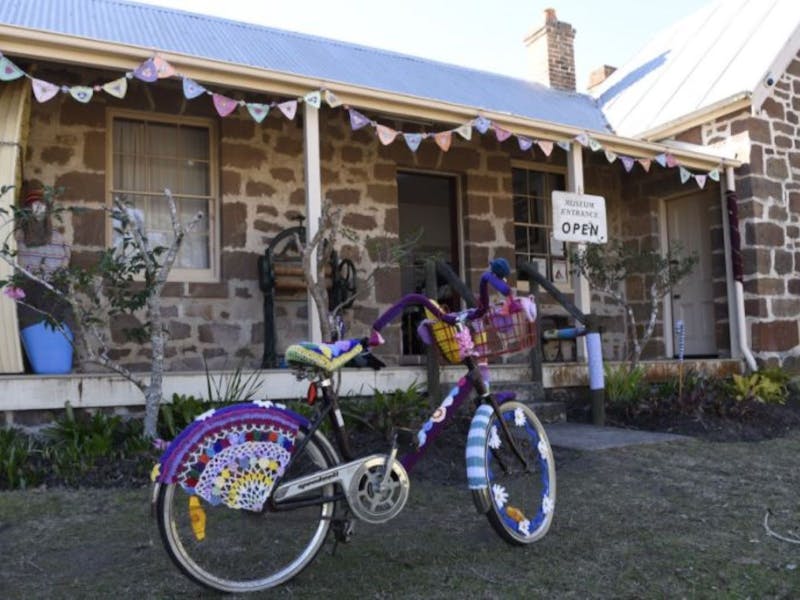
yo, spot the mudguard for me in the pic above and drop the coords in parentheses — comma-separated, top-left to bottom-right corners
(155, 401, 309, 511)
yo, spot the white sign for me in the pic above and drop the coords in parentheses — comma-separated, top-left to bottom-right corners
(551, 191, 607, 243)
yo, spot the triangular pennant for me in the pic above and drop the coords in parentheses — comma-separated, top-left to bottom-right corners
(69, 86, 94, 103)
(246, 102, 270, 123)
(376, 124, 398, 146)
(31, 78, 60, 103)
(494, 125, 512, 143)
(666, 154, 679, 168)
(277, 100, 298, 120)
(455, 122, 473, 141)
(620, 156, 635, 172)
(323, 89, 342, 107)
(604, 149, 617, 163)
(556, 140, 572, 152)
(182, 77, 207, 99)
(212, 93, 239, 117)
(695, 174, 707, 189)
(708, 168, 720, 182)
(474, 116, 491, 134)
(588, 137, 603, 152)
(679, 167, 691, 184)
(0, 55, 24, 81)
(638, 158, 652, 172)
(133, 58, 158, 82)
(517, 135, 533, 151)
(152, 55, 176, 79)
(403, 133, 424, 152)
(575, 133, 589, 147)
(654, 153, 667, 168)
(433, 131, 452, 152)
(304, 91, 322, 109)
(348, 108, 371, 130)
(537, 140, 554, 156)
(102, 76, 128, 99)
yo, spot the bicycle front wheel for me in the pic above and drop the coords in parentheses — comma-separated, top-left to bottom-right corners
(157, 430, 337, 593)
(468, 401, 556, 544)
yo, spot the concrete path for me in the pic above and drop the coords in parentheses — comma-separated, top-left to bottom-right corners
(544, 422, 690, 451)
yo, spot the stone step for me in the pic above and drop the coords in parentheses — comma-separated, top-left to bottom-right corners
(492, 380, 565, 423)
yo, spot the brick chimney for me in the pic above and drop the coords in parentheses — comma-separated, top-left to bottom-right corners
(587, 65, 617, 91)
(523, 8, 576, 92)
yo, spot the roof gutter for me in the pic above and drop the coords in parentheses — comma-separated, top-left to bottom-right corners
(636, 93, 752, 142)
(0, 23, 738, 171)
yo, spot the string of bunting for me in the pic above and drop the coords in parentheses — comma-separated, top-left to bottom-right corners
(0, 50, 720, 188)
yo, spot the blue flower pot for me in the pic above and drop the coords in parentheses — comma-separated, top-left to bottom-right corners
(21, 321, 74, 374)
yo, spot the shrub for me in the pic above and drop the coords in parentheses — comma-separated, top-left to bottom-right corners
(344, 382, 428, 440)
(604, 365, 647, 419)
(0, 428, 44, 490)
(729, 369, 789, 406)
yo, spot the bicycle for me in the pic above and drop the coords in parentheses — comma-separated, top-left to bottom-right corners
(152, 265, 556, 593)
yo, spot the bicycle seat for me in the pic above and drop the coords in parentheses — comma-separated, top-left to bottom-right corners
(285, 338, 364, 373)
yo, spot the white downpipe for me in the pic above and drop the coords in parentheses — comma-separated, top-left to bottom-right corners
(726, 167, 758, 372)
(304, 102, 322, 343)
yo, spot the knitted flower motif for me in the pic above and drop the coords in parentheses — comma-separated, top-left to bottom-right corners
(537, 439, 550, 459)
(488, 425, 502, 449)
(492, 484, 508, 508)
(519, 519, 531, 536)
(542, 495, 554, 515)
(2, 286, 25, 300)
(514, 407, 526, 427)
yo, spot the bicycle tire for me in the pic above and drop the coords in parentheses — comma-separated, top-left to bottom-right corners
(467, 401, 556, 545)
(157, 429, 338, 593)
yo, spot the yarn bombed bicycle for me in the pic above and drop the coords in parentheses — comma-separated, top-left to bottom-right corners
(151, 265, 556, 593)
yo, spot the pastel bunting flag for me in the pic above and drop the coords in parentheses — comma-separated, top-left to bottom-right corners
(666, 153, 678, 168)
(474, 116, 491, 134)
(708, 168, 720, 182)
(304, 91, 322, 109)
(639, 158, 652, 172)
(403, 133, 424, 152)
(620, 156, 635, 172)
(654, 153, 667, 168)
(517, 135, 533, 151)
(348, 108, 371, 130)
(182, 77, 207, 99)
(494, 125, 512, 143)
(679, 167, 691, 184)
(324, 89, 342, 107)
(588, 137, 602, 152)
(277, 100, 298, 120)
(537, 140, 554, 156)
(695, 174, 707, 189)
(433, 131, 452, 152)
(152, 55, 175, 79)
(376, 124, 398, 145)
(69, 86, 93, 103)
(604, 149, 617, 163)
(0, 55, 24, 81)
(575, 133, 589, 147)
(455, 122, 473, 141)
(556, 140, 572, 152)
(102, 76, 128, 99)
(212, 93, 239, 117)
(133, 58, 158, 82)
(246, 102, 270, 123)
(32, 78, 60, 103)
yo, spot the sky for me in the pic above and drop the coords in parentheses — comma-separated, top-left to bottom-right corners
(133, 0, 711, 92)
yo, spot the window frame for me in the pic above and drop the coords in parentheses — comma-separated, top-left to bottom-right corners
(105, 108, 220, 283)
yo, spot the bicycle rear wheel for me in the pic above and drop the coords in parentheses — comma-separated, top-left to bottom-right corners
(469, 401, 556, 544)
(157, 430, 337, 593)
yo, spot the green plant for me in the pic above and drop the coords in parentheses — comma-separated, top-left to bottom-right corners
(205, 361, 263, 404)
(729, 369, 788, 406)
(604, 365, 647, 418)
(344, 382, 428, 440)
(158, 393, 210, 440)
(0, 428, 44, 490)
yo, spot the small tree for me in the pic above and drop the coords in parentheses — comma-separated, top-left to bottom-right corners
(572, 240, 697, 367)
(0, 185, 202, 438)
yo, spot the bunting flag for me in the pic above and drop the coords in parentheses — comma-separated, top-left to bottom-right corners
(433, 131, 452, 152)
(32, 78, 59, 102)
(639, 158, 652, 172)
(537, 140, 554, 156)
(182, 77, 207, 99)
(556, 140, 572, 152)
(575, 133, 589, 147)
(588, 137, 602, 152)
(376, 124, 398, 145)
(132, 58, 159, 82)
(0, 55, 24, 81)
(517, 135, 533, 151)
(604, 149, 617, 164)
(654, 153, 667, 168)
(304, 91, 322, 109)
(212, 93, 239, 117)
(695, 174, 707, 189)
(152, 55, 176, 79)
(666, 153, 679, 168)
(474, 115, 491, 134)
(679, 166, 692, 184)
(494, 125, 512, 143)
(102, 76, 128, 99)
(246, 102, 270, 123)
(69, 86, 94, 103)
(348, 108, 371, 130)
(620, 156, 635, 172)
(277, 100, 298, 120)
(323, 89, 342, 108)
(403, 132, 424, 152)
(708, 168, 720, 182)
(455, 122, 473, 141)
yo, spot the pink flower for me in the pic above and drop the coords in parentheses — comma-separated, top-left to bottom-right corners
(3, 286, 25, 301)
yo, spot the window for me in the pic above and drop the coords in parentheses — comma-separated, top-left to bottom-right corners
(512, 167, 569, 286)
(108, 110, 218, 281)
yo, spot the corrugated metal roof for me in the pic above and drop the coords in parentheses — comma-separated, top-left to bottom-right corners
(0, 0, 610, 132)
(593, 0, 800, 137)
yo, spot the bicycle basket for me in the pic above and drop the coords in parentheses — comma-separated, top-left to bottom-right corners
(472, 296, 537, 359)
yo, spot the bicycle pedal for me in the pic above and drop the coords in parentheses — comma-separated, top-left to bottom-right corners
(332, 518, 355, 544)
